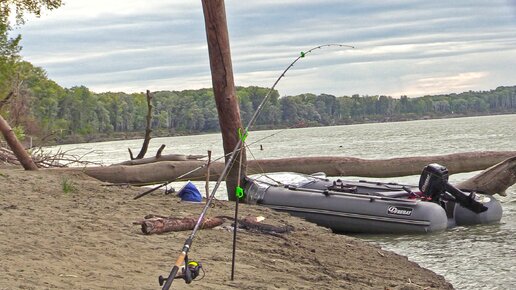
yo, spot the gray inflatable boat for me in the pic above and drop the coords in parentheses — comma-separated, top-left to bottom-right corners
(244, 164, 503, 234)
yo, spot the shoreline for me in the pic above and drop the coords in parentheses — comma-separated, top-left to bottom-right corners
(0, 167, 453, 289)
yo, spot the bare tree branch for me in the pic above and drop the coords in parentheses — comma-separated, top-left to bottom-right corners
(135, 90, 153, 159)
(0, 91, 14, 110)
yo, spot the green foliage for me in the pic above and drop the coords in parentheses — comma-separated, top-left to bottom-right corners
(1, 0, 62, 120)
(2, 58, 516, 141)
(12, 125, 25, 140)
(1, 0, 63, 26)
(10, 64, 516, 141)
(61, 177, 77, 194)
(0, 0, 513, 144)
(0, 22, 21, 97)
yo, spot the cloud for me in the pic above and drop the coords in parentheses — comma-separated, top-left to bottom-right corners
(400, 72, 489, 97)
(12, 0, 516, 97)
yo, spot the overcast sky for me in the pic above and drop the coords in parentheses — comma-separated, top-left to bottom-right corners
(13, 0, 516, 97)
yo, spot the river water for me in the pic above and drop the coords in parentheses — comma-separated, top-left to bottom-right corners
(49, 114, 516, 289)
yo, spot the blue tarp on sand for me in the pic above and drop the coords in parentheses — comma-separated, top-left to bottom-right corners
(177, 181, 202, 202)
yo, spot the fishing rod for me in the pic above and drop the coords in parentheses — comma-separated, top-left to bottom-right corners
(158, 44, 354, 289)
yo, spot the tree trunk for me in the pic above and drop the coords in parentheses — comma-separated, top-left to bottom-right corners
(0, 114, 38, 170)
(115, 153, 189, 166)
(135, 90, 153, 159)
(134, 215, 225, 235)
(133, 214, 292, 236)
(457, 156, 516, 196)
(242, 152, 515, 178)
(80, 160, 225, 184)
(202, 0, 246, 202)
(72, 151, 516, 195)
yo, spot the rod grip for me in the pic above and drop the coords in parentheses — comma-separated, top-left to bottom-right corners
(161, 252, 186, 290)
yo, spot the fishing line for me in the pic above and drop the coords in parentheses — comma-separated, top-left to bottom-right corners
(158, 43, 354, 289)
(244, 145, 267, 177)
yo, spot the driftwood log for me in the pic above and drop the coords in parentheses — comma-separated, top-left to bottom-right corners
(134, 214, 293, 236)
(457, 156, 516, 196)
(133, 215, 225, 235)
(115, 153, 205, 166)
(238, 216, 294, 234)
(76, 151, 516, 190)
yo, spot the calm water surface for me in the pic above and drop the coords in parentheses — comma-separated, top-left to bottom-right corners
(49, 114, 516, 289)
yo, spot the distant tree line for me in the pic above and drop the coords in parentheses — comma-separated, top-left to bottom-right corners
(1, 2, 515, 144)
(1, 60, 515, 144)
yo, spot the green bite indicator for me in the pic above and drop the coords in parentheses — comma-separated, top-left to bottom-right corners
(235, 186, 244, 199)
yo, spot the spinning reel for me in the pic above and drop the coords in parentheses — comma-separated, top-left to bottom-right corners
(159, 257, 204, 286)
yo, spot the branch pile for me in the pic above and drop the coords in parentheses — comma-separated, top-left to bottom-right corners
(0, 145, 18, 165)
(0, 144, 99, 168)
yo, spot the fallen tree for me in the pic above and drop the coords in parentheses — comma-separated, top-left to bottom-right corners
(133, 215, 225, 235)
(115, 153, 205, 166)
(65, 151, 516, 195)
(133, 214, 293, 236)
(457, 156, 516, 196)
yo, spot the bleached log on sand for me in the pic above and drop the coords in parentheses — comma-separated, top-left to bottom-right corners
(133, 215, 224, 235)
(71, 151, 516, 195)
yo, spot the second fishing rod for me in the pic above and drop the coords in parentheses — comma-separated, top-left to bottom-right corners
(158, 44, 353, 290)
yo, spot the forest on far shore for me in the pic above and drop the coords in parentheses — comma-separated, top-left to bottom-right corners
(1, 2, 515, 146)
(1, 60, 516, 145)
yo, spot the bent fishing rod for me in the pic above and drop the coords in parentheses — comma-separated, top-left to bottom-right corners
(158, 44, 354, 289)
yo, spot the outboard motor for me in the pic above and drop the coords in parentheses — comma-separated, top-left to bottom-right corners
(419, 163, 448, 201)
(419, 163, 488, 213)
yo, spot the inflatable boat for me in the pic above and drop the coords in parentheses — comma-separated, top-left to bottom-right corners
(244, 164, 503, 234)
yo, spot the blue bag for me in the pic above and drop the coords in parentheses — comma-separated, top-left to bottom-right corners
(177, 181, 202, 202)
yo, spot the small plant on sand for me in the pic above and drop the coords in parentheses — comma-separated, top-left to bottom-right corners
(61, 177, 78, 194)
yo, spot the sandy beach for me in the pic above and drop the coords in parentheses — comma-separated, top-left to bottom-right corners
(0, 166, 453, 289)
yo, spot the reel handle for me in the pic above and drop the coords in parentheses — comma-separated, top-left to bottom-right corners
(160, 266, 180, 290)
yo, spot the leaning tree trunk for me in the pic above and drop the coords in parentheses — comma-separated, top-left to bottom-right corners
(202, 0, 246, 201)
(0, 114, 38, 170)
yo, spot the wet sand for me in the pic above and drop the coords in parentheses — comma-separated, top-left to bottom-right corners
(0, 166, 453, 289)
